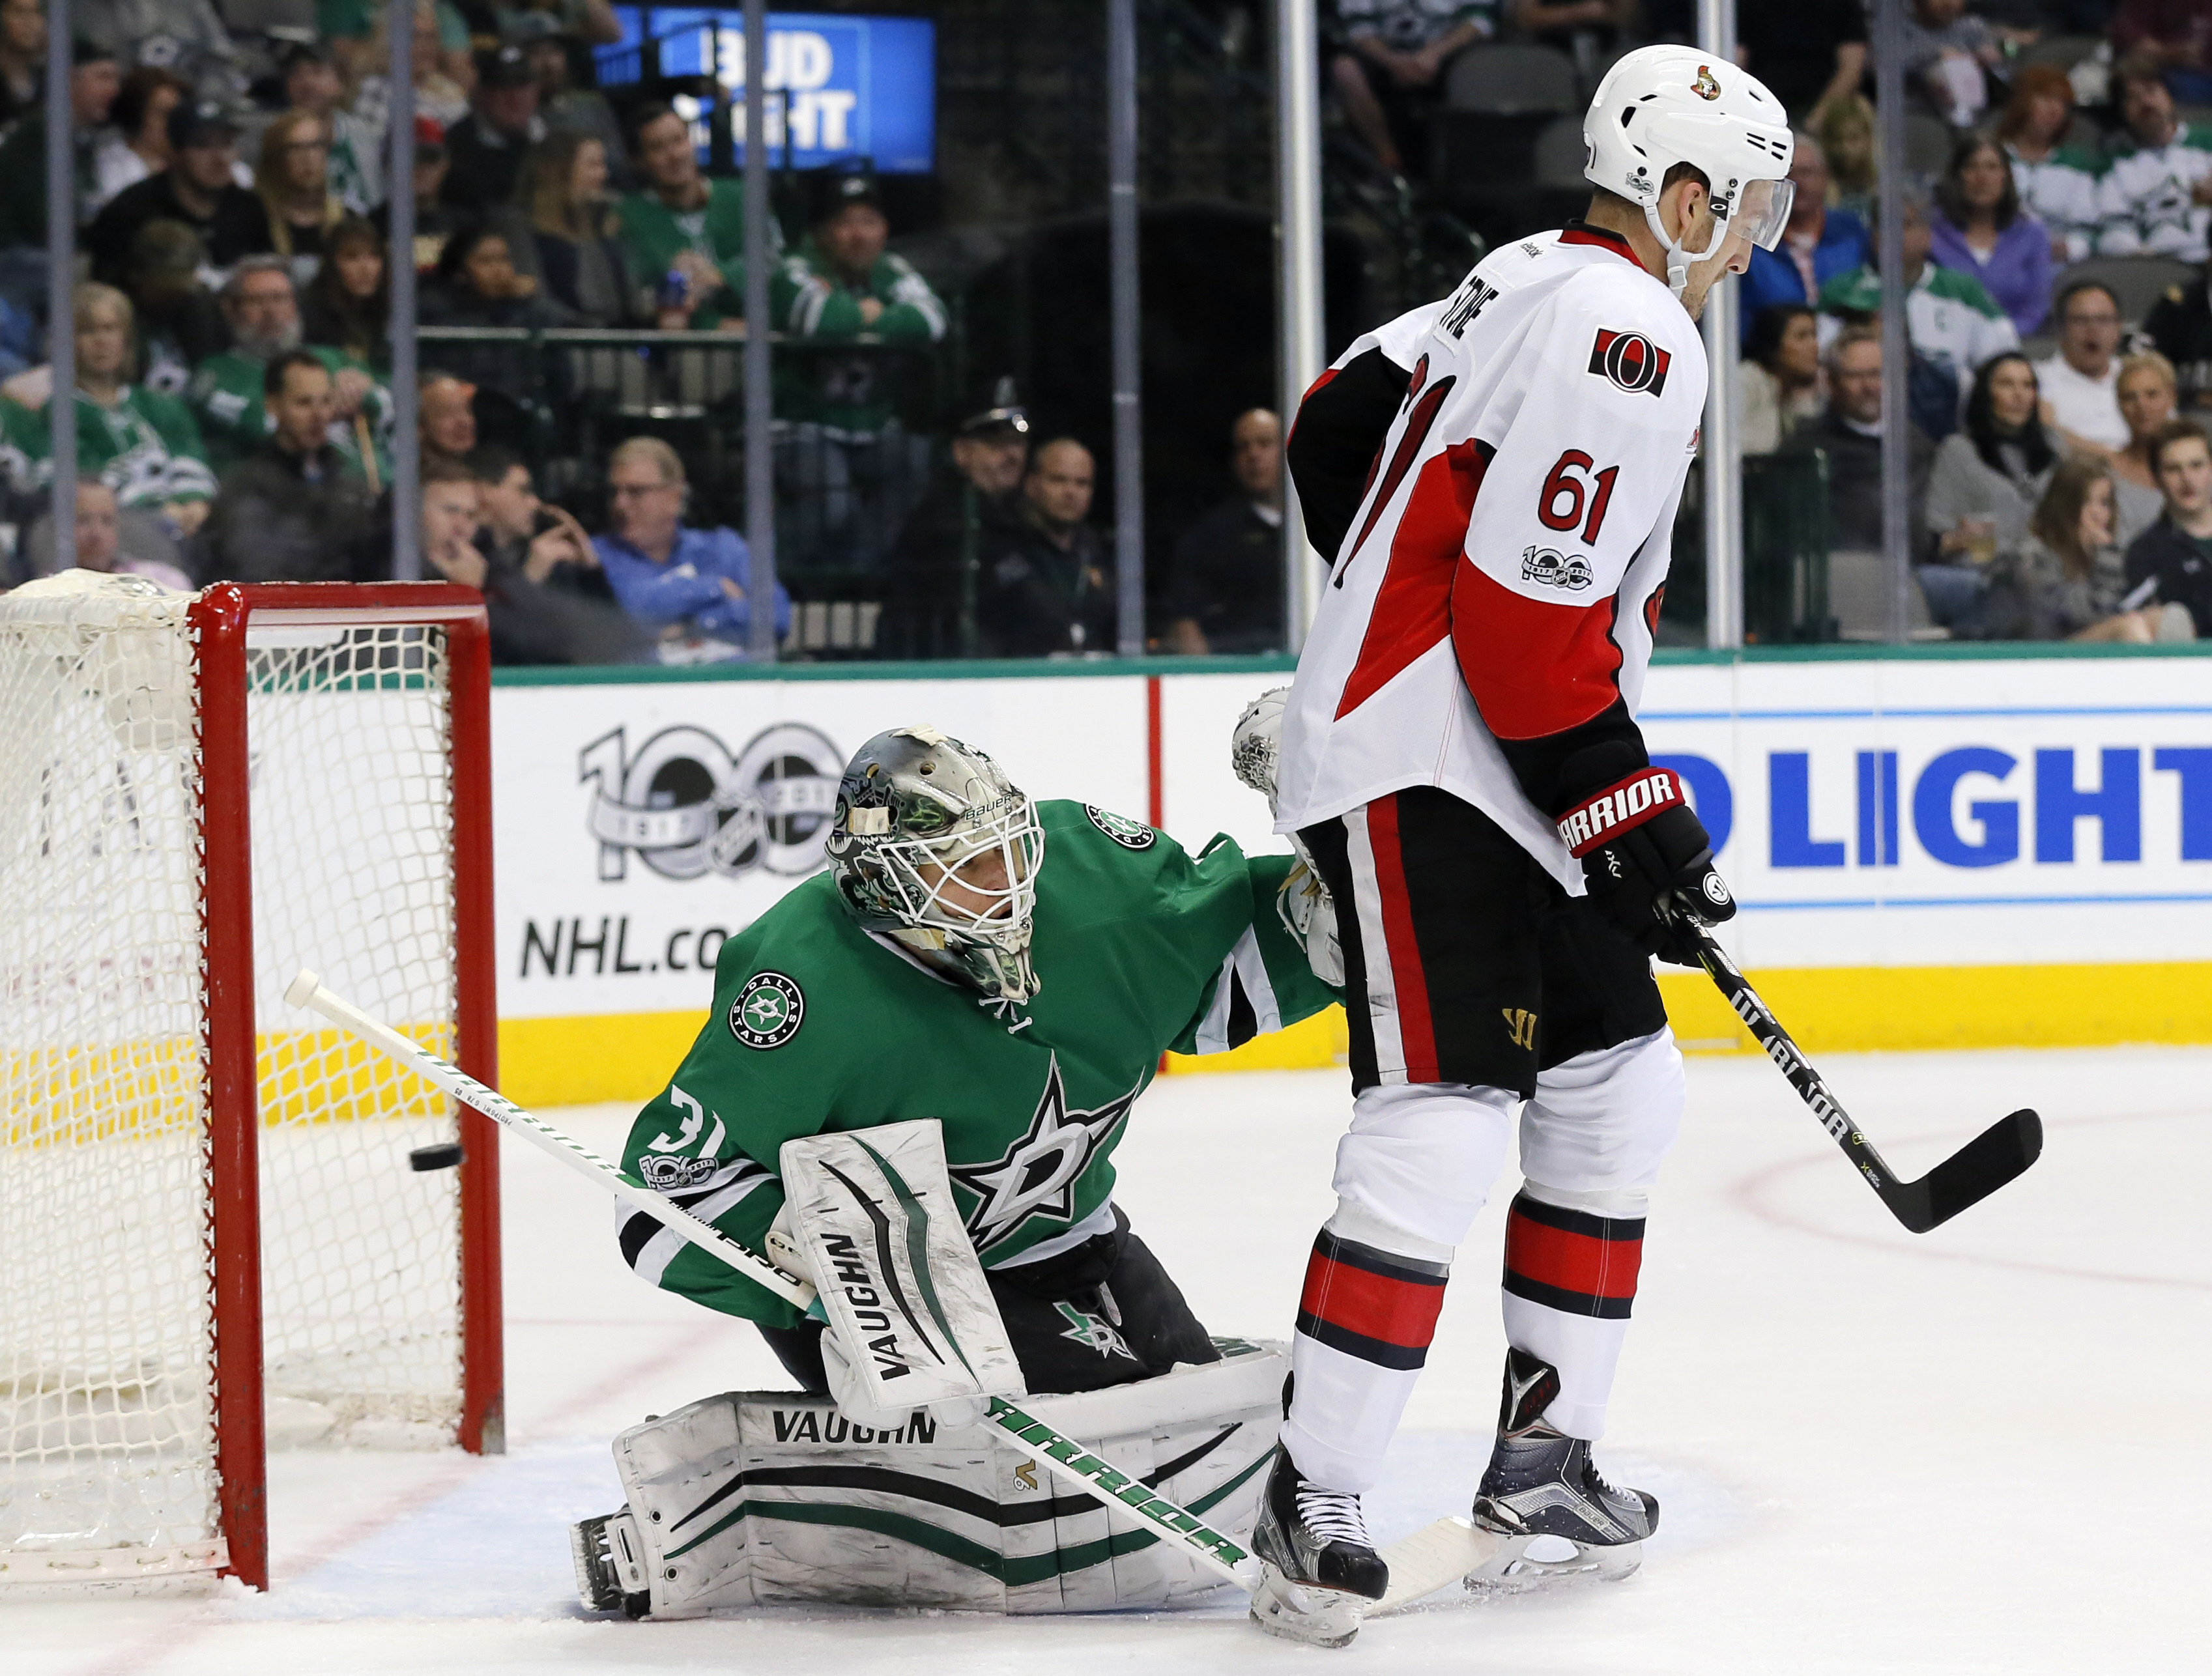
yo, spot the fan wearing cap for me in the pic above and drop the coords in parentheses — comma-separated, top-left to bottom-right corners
(85, 98, 276, 288)
(0, 37, 118, 247)
(440, 44, 549, 218)
(884, 376, 1034, 657)
(768, 168, 945, 567)
(771, 168, 947, 358)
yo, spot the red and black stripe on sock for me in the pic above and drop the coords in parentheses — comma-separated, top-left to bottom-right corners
(1501, 1191, 1645, 1319)
(1293, 1228, 1449, 1369)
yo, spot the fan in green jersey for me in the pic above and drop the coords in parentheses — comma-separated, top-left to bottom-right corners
(0, 283, 216, 533)
(618, 724, 1341, 1402)
(188, 257, 390, 479)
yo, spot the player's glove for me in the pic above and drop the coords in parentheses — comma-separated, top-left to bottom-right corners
(1556, 743, 1734, 967)
(1276, 847, 1345, 987)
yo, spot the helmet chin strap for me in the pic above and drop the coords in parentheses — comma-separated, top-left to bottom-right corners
(1643, 197, 1726, 301)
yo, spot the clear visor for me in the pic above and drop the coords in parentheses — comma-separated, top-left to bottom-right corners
(874, 792, 1044, 948)
(1732, 175, 1795, 251)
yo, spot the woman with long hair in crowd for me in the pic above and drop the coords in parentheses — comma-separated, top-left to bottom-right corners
(1815, 93, 1878, 223)
(300, 215, 392, 368)
(257, 108, 345, 279)
(2106, 350, 2181, 546)
(1740, 303, 1823, 455)
(515, 128, 633, 324)
(420, 220, 576, 402)
(1922, 352, 2058, 634)
(1930, 135, 2052, 337)
(2002, 456, 2185, 642)
(1992, 63, 2101, 263)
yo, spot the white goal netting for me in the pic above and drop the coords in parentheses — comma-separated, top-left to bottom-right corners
(0, 578, 469, 1587)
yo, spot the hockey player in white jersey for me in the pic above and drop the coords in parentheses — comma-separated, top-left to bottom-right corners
(1246, 47, 1795, 1646)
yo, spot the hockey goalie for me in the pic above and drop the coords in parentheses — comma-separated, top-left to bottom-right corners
(570, 724, 1341, 1619)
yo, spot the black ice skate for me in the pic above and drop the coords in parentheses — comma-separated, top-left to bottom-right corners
(1248, 1452, 1389, 1647)
(1467, 1348, 1658, 1591)
(570, 1509, 652, 1618)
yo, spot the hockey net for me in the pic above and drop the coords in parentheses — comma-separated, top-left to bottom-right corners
(0, 578, 500, 1594)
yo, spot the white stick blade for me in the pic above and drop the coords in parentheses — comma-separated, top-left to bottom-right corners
(1372, 1516, 1504, 1615)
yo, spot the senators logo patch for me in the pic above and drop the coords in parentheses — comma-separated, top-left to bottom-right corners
(1691, 64, 1721, 101)
(1588, 328, 1671, 397)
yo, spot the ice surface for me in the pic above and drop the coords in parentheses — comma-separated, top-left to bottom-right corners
(10, 1045, 2209, 1674)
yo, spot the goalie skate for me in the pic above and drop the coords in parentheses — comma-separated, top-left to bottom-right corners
(570, 1511, 650, 1619)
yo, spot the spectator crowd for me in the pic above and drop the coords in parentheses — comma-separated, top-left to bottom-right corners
(0, 1, 1295, 662)
(7, 0, 2212, 652)
(1710, 3, 2212, 643)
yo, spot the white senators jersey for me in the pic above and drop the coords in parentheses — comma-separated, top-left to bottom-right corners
(1275, 225, 1708, 889)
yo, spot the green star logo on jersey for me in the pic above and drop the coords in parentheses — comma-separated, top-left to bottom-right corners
(1053, 1300, 1135, 1361)
(728, 971, 805, 1049)
(948, 1055, 1142, 1253)
(1084, 805, 1156, 849)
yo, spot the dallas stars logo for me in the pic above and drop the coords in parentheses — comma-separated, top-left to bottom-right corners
(1053, 1300, 1134, 1361)
(728, 971, 805, 1049)
(948, 1055, 1140, 1253)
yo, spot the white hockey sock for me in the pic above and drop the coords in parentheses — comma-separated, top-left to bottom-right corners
(1499, 1180, 1647, 1441)
(1282, 1083, 1514, 1493)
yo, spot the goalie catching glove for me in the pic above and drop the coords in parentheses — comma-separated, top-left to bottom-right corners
(1555, 742, 1734, 967)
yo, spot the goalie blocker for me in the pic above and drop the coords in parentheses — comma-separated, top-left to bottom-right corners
(572, 1342, 1286, 1617)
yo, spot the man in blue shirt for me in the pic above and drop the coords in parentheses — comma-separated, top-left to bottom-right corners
(593, 436, 792, 661)
(1739, 135, 1871, 343)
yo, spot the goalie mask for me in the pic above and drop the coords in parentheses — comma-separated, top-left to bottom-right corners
(825, 726, 1046, 1003)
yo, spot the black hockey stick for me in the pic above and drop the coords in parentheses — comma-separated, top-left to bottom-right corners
(1678, 922, 2043, 1232)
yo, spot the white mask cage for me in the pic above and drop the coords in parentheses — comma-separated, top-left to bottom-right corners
(862, 789, 1046, 954)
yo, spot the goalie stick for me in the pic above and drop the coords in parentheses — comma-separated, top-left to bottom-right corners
(1673, 926, 2044, 1232)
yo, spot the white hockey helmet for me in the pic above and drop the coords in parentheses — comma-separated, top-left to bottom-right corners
(1583, 46, 1795, 297)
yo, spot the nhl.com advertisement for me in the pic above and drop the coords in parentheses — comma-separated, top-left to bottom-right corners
(488, 658, 2212, 1029)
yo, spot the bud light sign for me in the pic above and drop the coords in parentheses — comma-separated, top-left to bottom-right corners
(601, 9, 935, 172)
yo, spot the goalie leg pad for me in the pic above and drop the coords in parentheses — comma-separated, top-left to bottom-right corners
(580, 1339, 1287, 1618)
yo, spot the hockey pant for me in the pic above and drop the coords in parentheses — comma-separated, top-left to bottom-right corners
(1284, 787, 1686, 1493)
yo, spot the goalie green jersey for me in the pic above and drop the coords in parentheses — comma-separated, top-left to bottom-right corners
(618, 799, 1338, 1330)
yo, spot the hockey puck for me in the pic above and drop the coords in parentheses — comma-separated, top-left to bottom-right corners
(409, 1143, 465, 1172)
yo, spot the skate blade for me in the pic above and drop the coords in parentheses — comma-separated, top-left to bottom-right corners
(569, 1515, 622, 1613)
(1462, 1531, 1643, 1595)
(1371, 1516, 1510, 1615)
(1248, 1563, 1374, 1648)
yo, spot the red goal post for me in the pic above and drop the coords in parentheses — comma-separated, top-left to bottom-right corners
(0, 580, 502, 1596)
